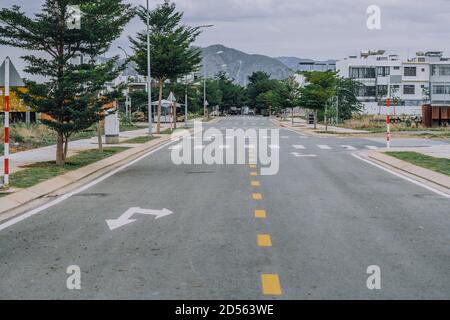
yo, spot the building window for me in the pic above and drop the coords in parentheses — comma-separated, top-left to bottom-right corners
(393, 66, 400, 70)
(431, 65, 450, 76)
(377, 66, 390, 77)
(349, 67, 376, 79)
(432, 85, 450, 95)
(403, 85, 415, 95)
(376, 85, 388, 96)
(404, 67, 417, 77)
(357, 86, 376, 97)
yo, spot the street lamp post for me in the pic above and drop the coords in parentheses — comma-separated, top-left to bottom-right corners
(118, 46, 129, 59)
(146, 0, 153, 136)
(194, 25, 214, 120)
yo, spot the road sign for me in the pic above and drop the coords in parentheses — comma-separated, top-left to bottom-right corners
(106, 207, 174, 231)
(0, 58, 24, 87)
(167, 92, 176, 102)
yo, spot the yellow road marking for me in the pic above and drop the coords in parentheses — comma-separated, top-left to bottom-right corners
(249, 164, 257, 169)
(255, 210, 266, 218)
(261, 274, 282, 296)
(251, 181, 260, 187)
(252, 193, 262, 200)
(250, 172, 258, 176)
(257, 234, 272, 247)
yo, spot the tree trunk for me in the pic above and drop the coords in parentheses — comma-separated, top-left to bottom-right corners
(173, 103, 177, 129)
(314, 110, 317, 129)
(157, 80, 163, 134)
(56, 131, 65, 166)
(291, 108, 294, 125)
(63, 136, 69, 161)
(97, 121, 103, 153)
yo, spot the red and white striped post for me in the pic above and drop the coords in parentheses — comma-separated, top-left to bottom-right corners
(3, 57, 10, 186)
(386, 95, 391, 149)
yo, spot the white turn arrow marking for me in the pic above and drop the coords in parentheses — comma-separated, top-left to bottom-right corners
(106, 207, 174, 231)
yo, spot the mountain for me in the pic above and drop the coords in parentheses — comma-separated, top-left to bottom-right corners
(201, 44, 294, 86)
(276, 56, 337, 72)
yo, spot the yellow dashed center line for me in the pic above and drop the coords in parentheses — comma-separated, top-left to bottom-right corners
(261, 274, 282, 296)
(252, 193, 262, 200)
(251, 181, 261, 187)
(255, 209, 266, 218)
(257, 234, 272, 247)
(248, 163, 281, 296)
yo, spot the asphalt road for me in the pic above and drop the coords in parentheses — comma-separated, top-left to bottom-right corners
(0, 116, 449, 299)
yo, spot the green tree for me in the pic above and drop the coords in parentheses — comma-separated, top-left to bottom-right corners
(0, 0, 134, 165)
(275, 76, 301, 123)
(215, 71, 248, 113)
(298, 71, 337, 129)
(247, 71, 279, 114)
(256, 90, 281, 116)
(130, 0, 202, 133)
(335, 77, 362, 121)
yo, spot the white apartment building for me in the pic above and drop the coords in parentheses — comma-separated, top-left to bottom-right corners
(336, 50, 450, 115)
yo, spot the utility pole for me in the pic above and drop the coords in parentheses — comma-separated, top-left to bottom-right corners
(146, 0, 153, 136)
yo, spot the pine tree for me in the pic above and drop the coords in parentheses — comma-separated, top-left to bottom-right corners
(130, 0, 202, 134)
(0, 0, 135, 165)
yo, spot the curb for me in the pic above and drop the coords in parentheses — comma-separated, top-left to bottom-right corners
(271, 118, 318, 137)
(0, 133, 181, 216)
(367, 151, 450, 190)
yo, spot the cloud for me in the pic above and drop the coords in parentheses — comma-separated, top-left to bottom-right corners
(2, 0, 450, 78)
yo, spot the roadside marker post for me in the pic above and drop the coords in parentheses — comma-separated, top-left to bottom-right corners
(386, 83, 391, 149)
(3, 57, 10, 187)
(1, 57, 25, 187)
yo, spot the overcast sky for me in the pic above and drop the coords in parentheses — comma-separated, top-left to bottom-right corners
(1, 0, 450, 76)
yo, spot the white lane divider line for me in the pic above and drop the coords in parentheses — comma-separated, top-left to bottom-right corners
(352, 153, 450, 199)
(292, 145, 306, 150)
(366, 145, 379, 150)
(194, 145, 205, 150)
(318, 145, 332, 150)
(281, 136, 290, 139)
(219, 145, 230, 149)
(269, 145, 280, 149)
(290, 152, 317, 158)
(341, 145, 357, 151)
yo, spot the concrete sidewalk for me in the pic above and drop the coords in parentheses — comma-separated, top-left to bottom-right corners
(0, 124, 170, 174)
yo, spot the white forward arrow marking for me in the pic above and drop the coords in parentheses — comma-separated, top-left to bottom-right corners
(106, 207, 174, 231)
